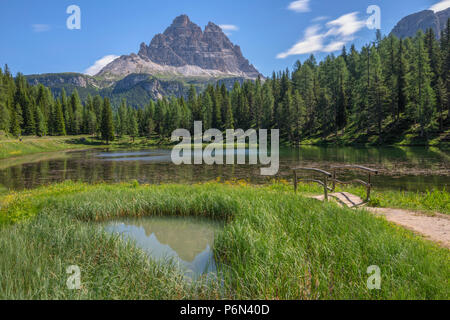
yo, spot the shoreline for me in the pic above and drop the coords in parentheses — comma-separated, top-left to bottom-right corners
(1, 135, 448, 161)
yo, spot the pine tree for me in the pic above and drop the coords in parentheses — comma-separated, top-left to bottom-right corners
(368, 47, 388, 141)
(69, 90, 82, 134)
(406, 31, 436, 136)
(117, 99, 127, 137)
(34, 106, 47, 137)
(261, 83, 274, 129)
(14, 74, 35, 135)
(92, 95, 103, 136)
(101, 98, 114, 144)
(201, 92, 213, 129)
(188, 85, 199, 121)
(292, 90, 305, 142)
(212, 87, 222, 129)
(87, 111, 97, 135)
(0, 102, 10, 133)
(397, 38, 408, 119)
(10, 106, 21, 137)
(223, 93, 234, 129)
(60, 89, 70, 134)
(52, 100, 66, 136)
(127, 107, 139, 142)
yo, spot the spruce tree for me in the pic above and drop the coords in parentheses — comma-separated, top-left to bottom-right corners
(53, 101, 66, 136)
(10, 106, 21, 137)
(0, 103, 10, 133)
(34, 106, 47, 137)
(101, 98, 114, 144)
(127, 108, 139, 142)
(69, 90, 82, 134)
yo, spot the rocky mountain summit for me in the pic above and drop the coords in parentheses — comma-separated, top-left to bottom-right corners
(391, 7, 450, 39)
(98, 15, 261, 80)
(26, 15, 262, 107)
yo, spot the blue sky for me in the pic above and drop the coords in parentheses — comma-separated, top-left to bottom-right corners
(0, 0, 448, 77)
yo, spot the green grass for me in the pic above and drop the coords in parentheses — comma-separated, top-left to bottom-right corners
(0, 181, 448, 300)
(0, 135, 255, 160)
(0, 136, 101, 159)
(363, 188, 449, 215)
(266, 181, 449, 215)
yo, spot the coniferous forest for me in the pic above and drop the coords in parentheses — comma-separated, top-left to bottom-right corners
(0, 28, 449, 145)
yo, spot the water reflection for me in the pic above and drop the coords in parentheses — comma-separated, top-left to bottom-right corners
(104, 217, 222, 279)
(0, 146, 448, 191)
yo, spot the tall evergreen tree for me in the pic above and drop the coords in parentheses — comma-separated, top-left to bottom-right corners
(101, 98, 114, 144)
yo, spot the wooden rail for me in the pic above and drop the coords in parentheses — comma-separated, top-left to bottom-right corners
(331, 165, 378, 202)
(293, 167, 332, 201)
(293, 165, 378, 204)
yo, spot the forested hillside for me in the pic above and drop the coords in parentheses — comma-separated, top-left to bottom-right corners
(1, 27, 449, 145)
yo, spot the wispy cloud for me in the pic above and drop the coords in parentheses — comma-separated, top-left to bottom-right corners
(325, 12, 365, 38)
(287, 0, 311, 13)
(219, 24, 239, 31)
(429, 0, 450, 12)
(277, 25, 324, 58)
(219, 24, 239, 36)
(84, 55, 119, 76)
(323, 41, 347, 53)
(312, 16, 328, 22)
(277, 12, 365, 58)
(32, 24, 51, 33)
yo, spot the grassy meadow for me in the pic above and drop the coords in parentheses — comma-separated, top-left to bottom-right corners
(0, 181, 448, 300)
(0, 135, 254, 160)
(0, 136, 99, 159)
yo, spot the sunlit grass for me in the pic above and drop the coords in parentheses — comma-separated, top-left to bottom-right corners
(0, 136, 97, 159)
(0, 181, 448, 300)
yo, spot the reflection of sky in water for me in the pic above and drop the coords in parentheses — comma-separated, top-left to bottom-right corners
(105, 218, 219, 279)
(96, 149, 261, 163)
(0, 146, 448, 192)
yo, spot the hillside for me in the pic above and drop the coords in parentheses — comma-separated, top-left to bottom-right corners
(25, 15, 262, 108)
(391, 7, 450, 39)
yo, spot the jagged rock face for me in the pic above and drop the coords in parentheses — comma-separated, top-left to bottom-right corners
(99, 15, 261, 79)
(26, 15, 263, 106)
(391, 8, 450, 39)
(27, 73, 91, 88)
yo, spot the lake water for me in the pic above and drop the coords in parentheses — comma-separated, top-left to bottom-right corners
(0, 146, 448, 192)
(104, 217, 222, 279)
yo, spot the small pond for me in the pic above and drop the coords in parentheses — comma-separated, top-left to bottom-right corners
(104, 217, 223, 279)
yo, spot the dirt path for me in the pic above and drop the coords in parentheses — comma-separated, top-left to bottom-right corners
(308, 193, 450, 248)
(365, 207, 450, 249)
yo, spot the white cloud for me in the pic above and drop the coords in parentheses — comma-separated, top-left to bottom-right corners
(323, 41, 347, 52)
(277, 25, 324, 58)
(277, 12, 365, 58)
(84, 55, 120, 76)
(312, 16, 328, 22)
(429, 0, 450, 12)
(219, 24, 239, 31)
(32, 24, 51, 33)
(325, 12, 365, 37)
(288, 0, 311, 13)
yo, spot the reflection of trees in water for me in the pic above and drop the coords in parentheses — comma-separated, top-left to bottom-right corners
(0, 147, 448, 191)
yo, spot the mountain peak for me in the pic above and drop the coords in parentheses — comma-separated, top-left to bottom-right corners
(101, 15, 261, 79)
(171, 14, 191, 26)
(205, 21, 222, 32)
(391, 7, 450, 39)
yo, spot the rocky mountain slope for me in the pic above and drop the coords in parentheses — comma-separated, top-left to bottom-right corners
(391, 7, 450, 39)
(26, 15, 262, 108)
(98, 15, 260, 80)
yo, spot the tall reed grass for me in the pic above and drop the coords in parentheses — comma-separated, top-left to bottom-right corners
(0, 181, 448, 299)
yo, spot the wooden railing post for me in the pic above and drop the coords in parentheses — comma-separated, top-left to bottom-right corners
(294, 170, 298, 193)
(332, 169, 336, 192)
(324, 176, 328, 201)
(366, 173, 371, 202)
